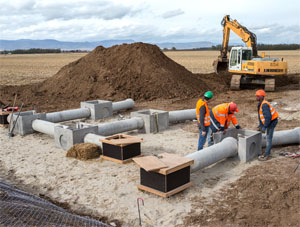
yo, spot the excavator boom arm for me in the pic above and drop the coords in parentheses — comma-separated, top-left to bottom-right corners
(220, 15, 257, 59)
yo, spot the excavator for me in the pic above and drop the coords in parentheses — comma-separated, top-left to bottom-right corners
(213, 15, 287, 91)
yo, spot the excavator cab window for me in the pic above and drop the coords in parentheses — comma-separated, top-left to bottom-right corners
(242, 49, 252, 61)
(230, 49, 238, 66)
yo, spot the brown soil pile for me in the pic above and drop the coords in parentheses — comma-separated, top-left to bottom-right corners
(184, 156, 300, 226)
(66, 143, 100, 160)
(0, 43, 214, 112)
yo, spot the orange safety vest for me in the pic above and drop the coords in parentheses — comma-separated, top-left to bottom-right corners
(196, 99, 210, 126)
(225, 114, 239, 129)
(259, 100, 278, 124)
(212, 103, 239, 128)
(212, 103, 229, 128)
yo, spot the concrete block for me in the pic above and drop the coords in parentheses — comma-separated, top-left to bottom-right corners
(9, 111, 46, 135)
(80, 100, 112, 120)
(54, 122, 98, 150)
(131, 109, 169, 133)
(213, 128, 262, 162)
(237, 129, 262, 162)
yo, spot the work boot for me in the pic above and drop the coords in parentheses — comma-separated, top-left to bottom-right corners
(258, 155, 269, 161)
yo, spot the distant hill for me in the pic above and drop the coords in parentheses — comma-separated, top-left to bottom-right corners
(156, 41, 213, 49)
(0, 39, 213, 51)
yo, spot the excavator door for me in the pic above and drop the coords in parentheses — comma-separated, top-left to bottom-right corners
(229, 47, 242, 71)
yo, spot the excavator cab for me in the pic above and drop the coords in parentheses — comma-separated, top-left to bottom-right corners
(228, 47, 252, 72)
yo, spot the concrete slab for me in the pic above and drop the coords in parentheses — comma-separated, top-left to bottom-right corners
(80, 100, 112, 120)
(54, 122, 98, 150)
(131, 109, 169, 133)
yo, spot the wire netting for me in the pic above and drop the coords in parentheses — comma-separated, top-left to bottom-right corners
(0, 180, 111, 226)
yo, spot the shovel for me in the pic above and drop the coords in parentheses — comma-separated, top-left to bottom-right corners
(7, 102, 23, 137)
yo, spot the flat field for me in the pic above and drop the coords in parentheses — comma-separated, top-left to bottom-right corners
(0, 50, 299, 85)
(0, 49, 299, 226)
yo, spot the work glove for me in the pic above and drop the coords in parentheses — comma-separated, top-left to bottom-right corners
(235, 125, 241, 129)
(261, 127, 266, 133)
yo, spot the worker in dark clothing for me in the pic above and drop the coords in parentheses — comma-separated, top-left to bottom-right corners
(256, 89, 279, 161)
(196, 91, 213, 150)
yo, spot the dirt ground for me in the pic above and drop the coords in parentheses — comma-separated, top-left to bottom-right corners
(0, 44, 299, 226)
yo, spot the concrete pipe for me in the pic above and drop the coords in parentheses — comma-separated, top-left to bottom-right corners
(46, 108, 91, 123)
(169, 109, 196, 123)
(98, 117, 144, 136)
(112, 99, 135, 112)
(186, 137, 238, 173)
(262, 127, 300, 147)
(32, 119, 60, 136)
(84, 133, 105, 149)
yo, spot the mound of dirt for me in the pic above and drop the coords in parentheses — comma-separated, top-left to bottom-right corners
(66, 143, 100, 160)
(1, 43, 218, 111)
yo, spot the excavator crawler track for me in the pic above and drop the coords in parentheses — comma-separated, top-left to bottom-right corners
(265, 78, 275, 91)
(230, 74, 241, 90)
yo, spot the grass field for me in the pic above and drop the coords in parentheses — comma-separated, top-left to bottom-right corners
(0, 50, 299, 86)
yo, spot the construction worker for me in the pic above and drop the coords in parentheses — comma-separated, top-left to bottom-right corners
(256, 89, 278, 161)
(196, 91, 213, 150)
(209, 102, 241, 136)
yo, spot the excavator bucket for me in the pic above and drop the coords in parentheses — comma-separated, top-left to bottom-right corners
(213, 59, 228, 74)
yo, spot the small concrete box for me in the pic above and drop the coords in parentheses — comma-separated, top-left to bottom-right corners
(133, 153, 194, 198)
(9, 111, 46, 135)
(130, 109, 169, 133)
(237, 129, 262, 162)
(54, 122, 98, 150)
(213, 128, 262, 162)
(80, 100, 112, 120)
(100, 134, 143, 164)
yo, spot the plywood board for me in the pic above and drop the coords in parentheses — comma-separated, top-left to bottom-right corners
(133, 156, 168, 172)
(101, 155, 134, 164)
(156, 153, 194, 175)
(101, 134, 143, 146)
(137, 182, 192, 198)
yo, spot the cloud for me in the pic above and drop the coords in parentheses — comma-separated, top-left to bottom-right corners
(0, 0, 142, 21)
(162, 9, 184, 19)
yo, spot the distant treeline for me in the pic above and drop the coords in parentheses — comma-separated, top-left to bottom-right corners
(1, 48, 61, 54)
(0, 48, 90, 54)
(208, 44, 299, 51)
(164, 43, 300, 51)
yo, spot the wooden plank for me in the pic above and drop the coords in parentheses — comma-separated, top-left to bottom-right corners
(137, 182, 192, 198)
(101, 155, 133, 164)
(101, 134, 143, 146)
(107, 138, 142, 146)
(133, 156, 168, 172)
(156, 153, 194, 175)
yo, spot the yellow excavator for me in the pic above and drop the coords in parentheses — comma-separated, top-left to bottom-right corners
(213, 15, 287, 91)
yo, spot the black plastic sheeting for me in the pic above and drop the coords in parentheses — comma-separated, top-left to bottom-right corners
(0, 180, 110, 226)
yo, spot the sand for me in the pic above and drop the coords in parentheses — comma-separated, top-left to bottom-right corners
(0, 117, 258, 226)
(1, 89, 299, 226)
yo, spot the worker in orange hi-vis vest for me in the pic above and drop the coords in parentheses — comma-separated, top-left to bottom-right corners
(256, 89, 279, 161)
(196, 91, 213, 150)
(208, 102, 241, 143)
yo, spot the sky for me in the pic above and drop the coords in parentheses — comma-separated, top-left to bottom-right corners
(0, 0, 299, 44)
